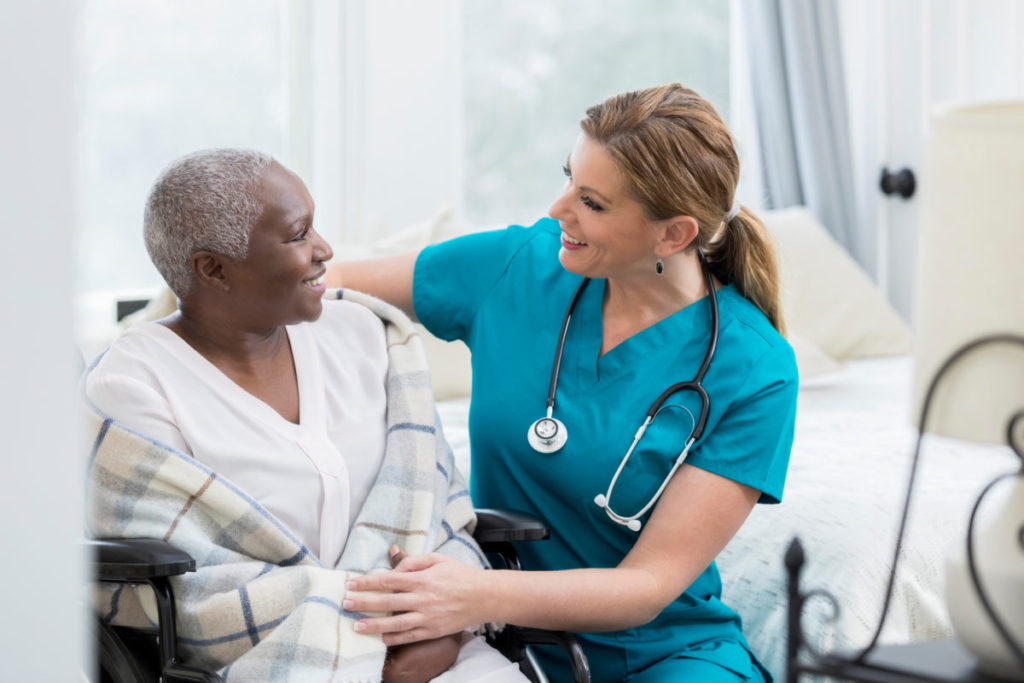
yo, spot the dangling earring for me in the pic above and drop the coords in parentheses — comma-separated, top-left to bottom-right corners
(655, 257, 664, 275)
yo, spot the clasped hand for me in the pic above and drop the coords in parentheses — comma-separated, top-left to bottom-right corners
(346, 547, 487, 647)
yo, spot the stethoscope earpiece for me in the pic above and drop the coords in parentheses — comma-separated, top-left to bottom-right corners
(593, 495, 641, 530)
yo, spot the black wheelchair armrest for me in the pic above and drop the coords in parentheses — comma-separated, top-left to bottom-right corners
(473, 509, 549, 572)
(473, 508, 549, 544)
(472, 511, 592, 682)
(90, 538, 196, 581)
(490, 626, 592, 683)
(90, 538, 220, 682)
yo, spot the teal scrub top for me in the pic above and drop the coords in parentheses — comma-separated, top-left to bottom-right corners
(413, 218, 798, 681)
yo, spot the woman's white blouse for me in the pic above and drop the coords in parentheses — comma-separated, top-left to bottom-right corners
(85, 300, 389, 567)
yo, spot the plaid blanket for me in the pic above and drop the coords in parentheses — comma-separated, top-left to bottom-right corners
(86, 289, 486, 682)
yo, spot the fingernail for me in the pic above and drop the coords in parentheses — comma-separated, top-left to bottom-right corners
(354, 621, 367, 632)
(342, 599, 354, 610)
(346, 580, 357, 590)
(389, 545, 401, 557)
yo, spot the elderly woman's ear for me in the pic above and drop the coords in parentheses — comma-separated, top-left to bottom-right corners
(190, 251, 231, 293)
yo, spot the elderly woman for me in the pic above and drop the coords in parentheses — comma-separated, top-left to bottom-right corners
(83, 149, 527, 683)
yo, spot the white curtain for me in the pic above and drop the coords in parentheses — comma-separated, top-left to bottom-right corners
(741, 0, 867, 272)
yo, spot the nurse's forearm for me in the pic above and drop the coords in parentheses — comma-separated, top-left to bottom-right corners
(349, 468, 758, 641)
(479, 566, 673, 632)
(325, 253, 418, 320)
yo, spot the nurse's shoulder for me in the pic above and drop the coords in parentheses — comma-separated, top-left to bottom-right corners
(480, 216, 564, 274)
(718, 286, 798, 385)
(324, 217, 559, 321)
(425, 216, 560, 268)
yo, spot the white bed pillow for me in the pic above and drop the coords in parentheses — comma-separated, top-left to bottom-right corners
(788, 331, 842, 381)
(763, 207, 912, 360)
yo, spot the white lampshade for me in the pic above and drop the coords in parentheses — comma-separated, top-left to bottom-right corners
(914, 101, 1024, 679)
(912, 101, 1024, 444)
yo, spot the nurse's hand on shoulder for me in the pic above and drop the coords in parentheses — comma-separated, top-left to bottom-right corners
(346, 548, 488, 646)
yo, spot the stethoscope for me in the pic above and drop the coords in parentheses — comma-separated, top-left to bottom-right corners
(527, 252, 719, 532)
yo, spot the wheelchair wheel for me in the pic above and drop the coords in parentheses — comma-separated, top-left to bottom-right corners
(93, 619, 158, 683)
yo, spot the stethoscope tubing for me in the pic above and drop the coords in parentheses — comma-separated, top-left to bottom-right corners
(545, 277, 591, 416)
(643, 264, 718, 438)
(534, 252, 720, 531)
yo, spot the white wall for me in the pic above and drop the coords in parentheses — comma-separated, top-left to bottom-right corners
(0, 2, 85, 678)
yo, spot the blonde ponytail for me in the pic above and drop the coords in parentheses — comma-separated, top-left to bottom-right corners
(706, 207, 785, 334)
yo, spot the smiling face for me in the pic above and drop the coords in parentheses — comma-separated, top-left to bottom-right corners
(548, 133, 660, 280)
(224, 161, 333, 328)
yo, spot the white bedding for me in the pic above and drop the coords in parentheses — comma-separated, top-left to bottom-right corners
(436, 356, 1018, 679)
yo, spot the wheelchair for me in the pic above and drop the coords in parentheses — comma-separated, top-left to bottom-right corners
(90, 508, 590, 683)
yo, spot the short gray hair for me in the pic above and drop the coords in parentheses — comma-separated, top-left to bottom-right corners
(144, 148, 274, 298)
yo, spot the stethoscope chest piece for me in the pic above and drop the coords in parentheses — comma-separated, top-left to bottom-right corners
(528, 416, 568, 454)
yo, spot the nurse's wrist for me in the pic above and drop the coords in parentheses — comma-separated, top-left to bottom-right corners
(325, 262, 343, 288)
(473, 567, 509, 627)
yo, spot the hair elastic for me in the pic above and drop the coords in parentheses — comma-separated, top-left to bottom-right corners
(725, 198, 741, 223)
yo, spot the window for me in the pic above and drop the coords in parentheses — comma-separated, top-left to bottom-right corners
(294, 0, 734, 240)
(76, 0, 289, 349)
(74, 0, 734, 351)
(462, 0, 731, 227)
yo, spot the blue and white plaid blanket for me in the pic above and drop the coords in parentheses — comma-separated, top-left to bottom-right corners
(86, 289, 486, 682)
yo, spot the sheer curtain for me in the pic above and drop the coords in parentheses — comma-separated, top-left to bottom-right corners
(740, 0, 868, 274)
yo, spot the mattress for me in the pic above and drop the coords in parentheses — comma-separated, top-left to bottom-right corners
(435, 356, 1016, 679)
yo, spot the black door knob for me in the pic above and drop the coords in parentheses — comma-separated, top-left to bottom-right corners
(879, 167, 916, 199)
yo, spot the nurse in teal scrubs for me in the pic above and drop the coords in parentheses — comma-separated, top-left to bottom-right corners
(337, 84, 798, 682)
